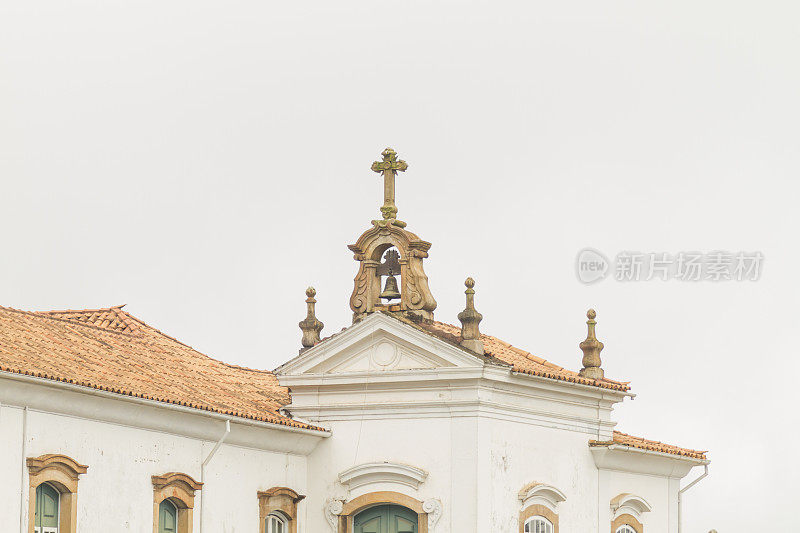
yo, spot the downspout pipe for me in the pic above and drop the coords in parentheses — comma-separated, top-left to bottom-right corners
(199, 419, 230, 533)
(19, 406, 27, 533)
(677, 464, 709, 533)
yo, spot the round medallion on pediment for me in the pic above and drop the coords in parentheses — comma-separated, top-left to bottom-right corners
(372, 341, 399, 368)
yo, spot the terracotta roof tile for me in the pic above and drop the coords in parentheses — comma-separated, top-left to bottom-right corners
(40, 305, 139, 333)
(589, 430, 707, 460)
(0, 305, 323, 432)
(417, 320, 631, 392)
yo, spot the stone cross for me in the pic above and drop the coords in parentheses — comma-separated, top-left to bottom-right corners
(371, 147, 408, 226)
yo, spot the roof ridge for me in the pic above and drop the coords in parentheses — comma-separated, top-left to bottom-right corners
(1, 305, 274, 375)
(115, 308, 276, 375)
(107, 306, 141, 333)
(116, 309, 198, 349)
(39, 304, 127, 314)
(0, 305, 140, 337)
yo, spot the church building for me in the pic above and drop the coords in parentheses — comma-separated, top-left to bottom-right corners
(0, 148, 709, 533)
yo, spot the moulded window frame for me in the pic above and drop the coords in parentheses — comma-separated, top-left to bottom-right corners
(26, 454, 88, 533)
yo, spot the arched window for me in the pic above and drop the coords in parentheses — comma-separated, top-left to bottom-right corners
(27, 454, 88, 533)
(266, 512, 288, 533)
(258, 487, 304, 533)
(34, 482, 60, 533)
(158, 499, 178, 533)
(151, 473, 202, 533)
(518, 482, 564, 533)
(609, 493, 650, 533)
(524, 516, 554, 533)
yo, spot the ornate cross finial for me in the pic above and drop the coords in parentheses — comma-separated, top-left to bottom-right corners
(578, 309, 605, 380)
(458, 277, 484, 354)
(371, 147, 408, 228)
(299, 287, 324, 349)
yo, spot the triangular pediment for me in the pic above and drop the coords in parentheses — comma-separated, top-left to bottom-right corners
(275, 313, 484, 376)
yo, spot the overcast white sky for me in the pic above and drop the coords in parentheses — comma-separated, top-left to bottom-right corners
(2, 0, 798, 530)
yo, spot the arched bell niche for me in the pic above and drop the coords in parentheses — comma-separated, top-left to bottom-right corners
(348, 222, 437, 322)
(376, 247, 402, 303)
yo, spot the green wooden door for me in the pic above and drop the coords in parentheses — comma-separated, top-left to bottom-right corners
(354, 505, 417, 533)
(34, 483, 59, 532)
(158, 500, 178, 533)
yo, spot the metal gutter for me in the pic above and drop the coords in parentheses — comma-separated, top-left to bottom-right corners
(600, 443, 709, 464)
(19, 405, 27, 533)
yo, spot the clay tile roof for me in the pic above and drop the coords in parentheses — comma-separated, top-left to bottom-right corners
(0, 305, 324, 432)
(589, 430, 708, 460)
(417, 320, 631, 392)
(40, 305, 139, 333)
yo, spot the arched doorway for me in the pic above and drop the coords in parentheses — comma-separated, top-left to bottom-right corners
(353, 504, 417, 533)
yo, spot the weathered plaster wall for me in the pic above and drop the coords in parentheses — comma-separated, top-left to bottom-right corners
(480, 417, 601, 531)
(0, 405, 25, 529)
(0, 403, 309, 532)
(598, 469, 678, 533)
(305, 415, 467, 531)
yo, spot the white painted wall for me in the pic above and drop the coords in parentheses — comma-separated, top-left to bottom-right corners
(598, 469, 674, 533)
(305, 415, 471, 532)
(300, 413, 686, 532)
(0, 379, 319, 533)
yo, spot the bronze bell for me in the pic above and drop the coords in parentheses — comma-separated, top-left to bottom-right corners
(379, 270, 401, 300)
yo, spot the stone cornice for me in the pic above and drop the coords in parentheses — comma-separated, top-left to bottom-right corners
(286, 398, 617, 435)
(152, 472, 203, 493)
(338, 462, 428, 490)
(258, 486, 306, 503)
(610, 493, 652, 520)
(26, 454, 88, 480)
(518, 482, 567, 513)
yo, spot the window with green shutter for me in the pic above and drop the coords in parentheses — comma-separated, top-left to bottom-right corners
(34, 482, 60, 533)
(158, 499, 178, 533)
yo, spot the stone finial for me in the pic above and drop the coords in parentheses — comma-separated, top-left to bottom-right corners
(458, 277, 484, 354)
(299, 287, 324, 348)
(579, 309, 604, 380)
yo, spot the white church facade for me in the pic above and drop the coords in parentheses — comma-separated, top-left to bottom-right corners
(0, 149, 709, 533)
